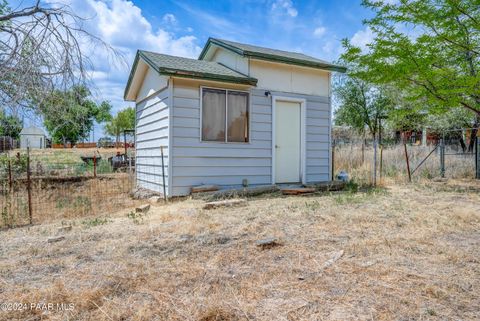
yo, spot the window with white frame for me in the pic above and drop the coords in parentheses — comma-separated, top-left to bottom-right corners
(201, 88, 249, 142)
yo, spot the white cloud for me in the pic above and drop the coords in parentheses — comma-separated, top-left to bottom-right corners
(271, 0, 298, 17)
(382, 0, 399, 4)
(45, 0, 201, 113)
(162, 13, 177, 25)
(313, 26, 326, 37)
(351, 27, 374, 51)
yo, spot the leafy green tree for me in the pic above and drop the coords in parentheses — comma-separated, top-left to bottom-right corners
(333, 64, 394, 139)
(0, 109, 22, 139)
(341, 0, 480, 147)
(104, 107, 135, 143)
(40, 86, 112, 146)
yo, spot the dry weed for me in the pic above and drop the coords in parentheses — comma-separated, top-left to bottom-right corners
(0, 179, 479, 320)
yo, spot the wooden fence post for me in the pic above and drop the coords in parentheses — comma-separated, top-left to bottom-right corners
(26, 147, 33, 225)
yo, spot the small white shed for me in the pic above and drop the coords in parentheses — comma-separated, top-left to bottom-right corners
(20, 126, 46, 149)
(124, 38, 346, 197)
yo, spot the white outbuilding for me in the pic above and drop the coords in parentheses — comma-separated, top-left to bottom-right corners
(124, 38, 346, 197)
(20, 126, 46, 149)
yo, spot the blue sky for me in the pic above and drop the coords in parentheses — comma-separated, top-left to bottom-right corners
(16, 0, 375, 140)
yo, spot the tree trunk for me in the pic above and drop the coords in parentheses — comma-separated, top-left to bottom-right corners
(468, 115, 479, 152)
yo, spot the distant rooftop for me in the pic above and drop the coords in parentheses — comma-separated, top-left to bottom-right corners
(20, 126, 45, 136)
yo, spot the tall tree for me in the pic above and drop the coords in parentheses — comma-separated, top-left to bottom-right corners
(333, 64, 394, 139)
(41, 86, 112, 146)
(0, 0, 117, 114)
(341, 0, 480, 148)
(0, 108, 22, 139)
(104, 107, 135, 143)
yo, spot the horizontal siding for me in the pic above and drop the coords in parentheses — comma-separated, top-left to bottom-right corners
(169, 84, 331, 196)
(170, 84, 272, 195)
(135, 88, 169, 195)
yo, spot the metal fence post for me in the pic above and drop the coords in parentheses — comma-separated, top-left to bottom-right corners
(373, 137, 377, 186)
(26, 147, 33, 225)
(476, 136, 479, 179)
(440, 138, 445, 178)
(8, 158, 12, 190)
(331, 139, 335, 181)
(361, 139, 365, 164)
(93, 154, 97, 178)
(160, 146, 167, 202)
(379, 145, 383, 184)
(404, 144, 411, 182)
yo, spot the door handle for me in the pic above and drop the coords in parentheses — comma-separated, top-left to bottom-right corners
(275, 145, 279, 148)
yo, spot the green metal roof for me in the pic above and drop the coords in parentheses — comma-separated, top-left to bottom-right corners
(124, 50, 258, 100)
(199, 38, 347, 73)
(140, 50, 256, 84)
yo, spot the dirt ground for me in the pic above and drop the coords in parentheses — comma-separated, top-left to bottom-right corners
(0, 180, 479, 321)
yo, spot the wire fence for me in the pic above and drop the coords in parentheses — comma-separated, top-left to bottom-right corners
(333, 134, 479, 185)
(0, 147, 138, 228)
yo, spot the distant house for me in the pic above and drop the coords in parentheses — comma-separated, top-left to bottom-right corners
(124, 38, 346, 196)
(20, 126, 46, 149)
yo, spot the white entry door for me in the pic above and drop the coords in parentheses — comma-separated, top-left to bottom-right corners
(275, 100, 301, 183)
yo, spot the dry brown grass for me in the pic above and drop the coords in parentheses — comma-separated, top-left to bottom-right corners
(334, 144, 476, 184)
(0, 179, 479, 320)
(1, 173, 138, 227)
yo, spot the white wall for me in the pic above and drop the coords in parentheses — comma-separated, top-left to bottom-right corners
(211, 47, 249, 75)
(249, 59, 330, 97)
(20, 135, 45, 149)
(168, 78, 331, 196)
(135, 86, 170, 195)
(136, 67, 168, 103)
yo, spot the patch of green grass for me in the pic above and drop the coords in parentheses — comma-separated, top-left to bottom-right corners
(96, 159, 113, 174)
(331, 184, 389, 205)
(127, 211, 145, 225)
(82, 217, 110, 228)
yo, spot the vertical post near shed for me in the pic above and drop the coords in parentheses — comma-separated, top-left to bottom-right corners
(404, 144, 411, 182)
(331, 139, 335, 181)
(26, 147, 32, 224)
(8, 158, 12, 190)
(379, 145, 383, 184)
(439, 138, 445, 178)
(373, 137, 377, 186)
(475, 136, 479, 179)
(361, 139, 365, 164)
(93, 154, 97, 178)
(160, 146, 167, 202)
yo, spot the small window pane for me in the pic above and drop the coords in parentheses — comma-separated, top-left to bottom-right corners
(202, 89, 226, 141)
(227, 91, 249, 142)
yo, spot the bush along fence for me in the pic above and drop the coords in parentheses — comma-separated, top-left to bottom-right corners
(332, 132, 479, 185)
(0, 148, 137, 228)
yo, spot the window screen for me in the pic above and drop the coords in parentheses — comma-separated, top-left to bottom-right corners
(202, 88, 226, 141)
(201, 88, 249, 143)
(227, 91, 249, 142)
